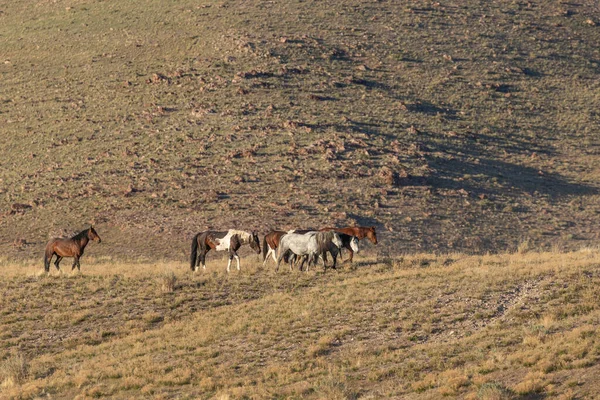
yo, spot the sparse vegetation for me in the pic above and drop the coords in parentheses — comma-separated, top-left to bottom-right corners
(1, 0, 600, 398)
(158, 271, 177, 293)
(0, 353, 28, 389)
(0, 0, 599, 260)
(1, 250, 600, 398)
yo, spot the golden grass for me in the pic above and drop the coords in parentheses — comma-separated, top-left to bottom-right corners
(0, 353, 28, 389)
(1, 250, 600, 398)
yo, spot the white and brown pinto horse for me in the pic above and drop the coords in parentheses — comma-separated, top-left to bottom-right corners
(190, 229, 260, 272)
(262, 230, 287, 266)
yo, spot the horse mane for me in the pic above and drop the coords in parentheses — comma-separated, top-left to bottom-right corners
(315, 231, 334, 252)
(229, 229, 252, 243)
(72, 228, 89, 240)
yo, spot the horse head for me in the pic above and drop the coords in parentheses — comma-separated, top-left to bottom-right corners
(249, 231, 261, 254)
(367, 226, 377, 244)
(88, 226, 102, 243)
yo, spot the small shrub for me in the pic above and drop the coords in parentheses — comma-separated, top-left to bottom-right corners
(477, 382, 514, 400)
(513, 371, 546, 395)
(517, 239, 531, 254)
(143, 312, 164, 324)
(307, 334, 336, 358)
(159, 271, 177, 293)
(0, 353, 29, 387)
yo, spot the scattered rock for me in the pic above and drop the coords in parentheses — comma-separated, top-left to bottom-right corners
(11, 203, 32, 212)
(12, 238, 27, 249)
(407, 125, 420, 135)
(146, 73, 169, 84)
(378, 167, 410, 187)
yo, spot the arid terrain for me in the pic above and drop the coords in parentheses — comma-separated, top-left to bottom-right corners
(1, 0, 600, 261)
(2, 0, 600, 398)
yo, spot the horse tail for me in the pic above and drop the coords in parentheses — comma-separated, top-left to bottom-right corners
(262, 234, 269, 262)
(190, 233, 200, 271)
(314, 232, 322, 253)
(43, 241, 54, 272)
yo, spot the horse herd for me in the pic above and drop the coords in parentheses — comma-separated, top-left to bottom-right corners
(43, 225, 378, 273)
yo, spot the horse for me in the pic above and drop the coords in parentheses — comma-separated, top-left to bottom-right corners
(44, 226, 101, 273)
(319, 226, 377, 262)
(262, 230, 286, 266)
(276, 231, 343, 272)
(262, 229, 315, 266)
(190, 229, 261, 272)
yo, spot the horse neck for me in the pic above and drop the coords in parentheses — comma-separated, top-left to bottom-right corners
(73, 230, 90, 247)
(355, 228, 368, 239)
(233, 230, 251, 244)
(79, 235, 90, 248)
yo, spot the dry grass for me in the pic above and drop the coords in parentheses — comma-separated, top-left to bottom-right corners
(1, 249, 600, 398)
(0, 353, 28, 389)
(158, 271, 177, 293)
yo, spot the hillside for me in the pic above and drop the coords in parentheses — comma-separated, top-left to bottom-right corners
(2, 251, 600, 398)
(1, 0, 600, 261)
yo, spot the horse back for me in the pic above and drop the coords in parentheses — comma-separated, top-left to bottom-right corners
(266, 231, 285, 249)
(46, 237, 81, 257)
(197, 231, 219, 250)
(337, 226, 373, 239)
(281, 232, 313, 254)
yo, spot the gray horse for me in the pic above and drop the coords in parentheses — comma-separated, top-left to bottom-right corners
(276, 231, 343, 272)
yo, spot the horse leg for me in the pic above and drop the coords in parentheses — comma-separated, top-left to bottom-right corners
(72, 256, 81, 273)
(227, 253, 233, 273)
(194, 248, 203, 272)
(44, 252, 52, 273)
(199, 249, 209, 272)
(299, 255, 308, 272)
(276, 250, 285, 272)
(345, 243, 354, 263)
(331, 250, 338, 270)
(271, 247, 278, 264)
(54, 256, 63, 273)
(234, 253, 240, 271)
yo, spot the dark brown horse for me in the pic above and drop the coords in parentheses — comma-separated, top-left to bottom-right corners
(44, 226, 101, 273)
(319, 226, 377, 262)
(190, 229, 261, 272)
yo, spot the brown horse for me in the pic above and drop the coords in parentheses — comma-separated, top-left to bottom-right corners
(319, 226, 377, 262)
(262, 230, 286, 266)
(44, 226, 101, 273)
